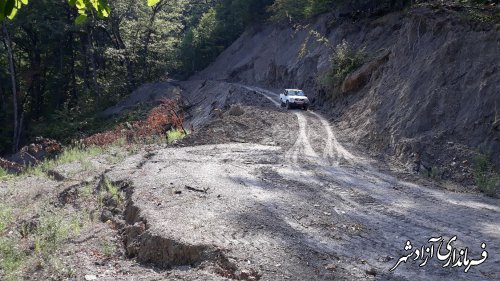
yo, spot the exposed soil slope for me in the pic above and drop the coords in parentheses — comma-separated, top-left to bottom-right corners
(3, 82, 499, 280)
(103, 86, 500, 280)
(193, 4, 500, 182)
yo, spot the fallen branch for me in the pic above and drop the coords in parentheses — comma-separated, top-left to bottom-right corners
(185, 185, 209, 193)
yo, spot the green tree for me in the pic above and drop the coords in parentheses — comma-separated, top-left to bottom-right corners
(0, 0, 213, 153)
(179, 0, 273, 75)
(0, 0, 162, 21)
(268, 0, 309, 22)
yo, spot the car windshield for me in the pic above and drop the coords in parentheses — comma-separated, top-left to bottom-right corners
(289, 90, 305, 96)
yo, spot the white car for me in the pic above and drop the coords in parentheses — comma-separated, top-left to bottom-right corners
(280, 89, 310, 110)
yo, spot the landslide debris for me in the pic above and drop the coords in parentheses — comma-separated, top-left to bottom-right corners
(192, 3, 500, 188)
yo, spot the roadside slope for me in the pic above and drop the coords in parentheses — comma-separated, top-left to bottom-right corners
(105, 86, 500, 280)
(192, 4, 500, 184)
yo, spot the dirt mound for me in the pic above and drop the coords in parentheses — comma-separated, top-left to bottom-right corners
(180, 106, 297, 148)
(192, 4, 500, 183)
(1, 137, 62, 173)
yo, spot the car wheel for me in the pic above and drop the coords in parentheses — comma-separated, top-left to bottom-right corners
(281, 101, 285, 107)
(286, 101, 291, 110)
(303, 105, 308, 111)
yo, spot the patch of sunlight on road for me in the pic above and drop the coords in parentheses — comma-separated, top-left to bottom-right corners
(444, 198, 500, 213)
(478, 221, 500, 238)
(277, 165, 323, 186)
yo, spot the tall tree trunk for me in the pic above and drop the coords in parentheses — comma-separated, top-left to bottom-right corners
(21, 25, 42, 119)
(0, 77, 5, 113)
(111, 16, 136, 92)
(141, 0, 165, 80)
(31, 45, 42, 118)
(69, 33, 78, 107)
(87, 27, 100, 104)
(16, 112, 23, 150)
(2, 22, 20, 153)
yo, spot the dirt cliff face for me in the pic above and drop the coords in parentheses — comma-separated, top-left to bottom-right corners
(193, 5, 500, 181)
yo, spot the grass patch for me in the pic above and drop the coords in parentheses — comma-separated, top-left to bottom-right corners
(1, 207, 90, 280)
(473, 154, 499, 196)
(0, 237, 26, 280)
(101, 240, 116, 258)
(34, 210, 73, 256)
(166, 129, 189, 144)
(429, 166, 441, 180)
(24, 146, 103, 177)
(80, 183, 94, 200)
(104, 178, 124, 205)
(98, 177, 125, 210)
(0, 206, 12, 234)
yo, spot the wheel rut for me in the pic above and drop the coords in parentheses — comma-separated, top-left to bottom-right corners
(104, 83, 500, 280)
(239, 84, 500, 280)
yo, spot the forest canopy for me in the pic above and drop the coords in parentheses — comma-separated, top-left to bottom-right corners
(0, 0, 273, 154)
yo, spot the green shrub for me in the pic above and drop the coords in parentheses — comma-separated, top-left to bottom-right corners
(305, 0, 338, 18)
(320, 39, 366, 96)
(0, 168, 9, 181)
(462, 0, 500, 4)
(166, 129, 189, 144)
(268, 0, 309, 22)
(473, 154, 499, 196)
(269, 0, 415, 22)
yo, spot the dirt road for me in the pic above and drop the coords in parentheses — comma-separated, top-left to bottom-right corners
(107, 84, 500, 280)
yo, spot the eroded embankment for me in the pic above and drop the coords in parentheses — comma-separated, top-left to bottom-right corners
(101, 175, 261, 280)
(192, 4, 500, 185)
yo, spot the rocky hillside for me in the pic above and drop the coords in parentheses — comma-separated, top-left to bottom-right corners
(192, 3, 500, 185)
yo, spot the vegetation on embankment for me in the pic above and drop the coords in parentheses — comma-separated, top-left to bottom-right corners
(0, 168, 128, 281)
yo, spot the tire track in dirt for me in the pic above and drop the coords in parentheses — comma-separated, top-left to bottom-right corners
(240, 84, 322, 165)
(235, 84, 500, 280)
(240, 84, 359, 167)
(307, 111, 356, 165)
(284, 112, 320, 164)
(100, 82, 499, 281)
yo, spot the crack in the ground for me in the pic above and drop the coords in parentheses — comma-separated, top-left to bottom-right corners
(98, 176, 261, 280)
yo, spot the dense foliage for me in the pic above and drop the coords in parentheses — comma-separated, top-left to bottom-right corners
(0, 0, 275, 154)
(0, 0, 210, 154)
(180, 0, 273, 73)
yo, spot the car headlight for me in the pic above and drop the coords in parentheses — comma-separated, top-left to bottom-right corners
(289, 98, 294, 102)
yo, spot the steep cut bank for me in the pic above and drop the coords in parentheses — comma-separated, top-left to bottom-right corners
(193, 4, 500, 185)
